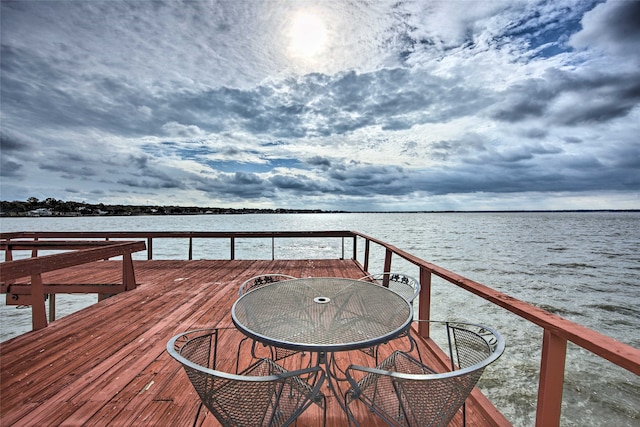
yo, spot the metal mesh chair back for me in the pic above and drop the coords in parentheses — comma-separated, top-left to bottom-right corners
(358, 272, 420, 302)
(345, 321, 504, 427)
(167, 327, 325, 427)
(237, 274, 300, 366)
(447, 322, 499, 370)
(239, 274, 296, 296)
(356, 273, 420, 361)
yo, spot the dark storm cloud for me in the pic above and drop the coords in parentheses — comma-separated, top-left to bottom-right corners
(0, 62, 482, 142)
(428, 136, 488, 162)
(40, 162, 97, 179)
(0, 159, 23, 178)
(195, 172, 275, 199)
(0, 46, 157, 137)
(270, 174, 333, 193)
(158, 68, 487, 139)
(116, 177, 186, 190)
(307, 156, 332, 169)
(490, 68, 640, 125)
(570, 0, 640, 59)
(327, 162, 409, 196)
(0, 129, 40, 178)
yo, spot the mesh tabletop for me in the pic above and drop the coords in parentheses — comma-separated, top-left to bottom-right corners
(232, 277, 413, 352)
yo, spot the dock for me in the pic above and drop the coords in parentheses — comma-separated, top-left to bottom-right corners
(1, 259, 504, 426)
(1, 230, 638, 426)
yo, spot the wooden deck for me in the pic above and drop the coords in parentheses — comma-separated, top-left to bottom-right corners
(0, 259, 508, 426)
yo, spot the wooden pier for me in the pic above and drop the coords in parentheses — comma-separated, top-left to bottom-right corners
(2, 230, 638, 426)
(0, 259, 505, 426)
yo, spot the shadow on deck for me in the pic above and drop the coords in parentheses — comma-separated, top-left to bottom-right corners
(0, 259, 507, 426)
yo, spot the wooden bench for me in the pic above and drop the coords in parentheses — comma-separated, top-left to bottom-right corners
(0, 240, 146, 330)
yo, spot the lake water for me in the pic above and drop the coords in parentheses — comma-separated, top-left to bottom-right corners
(1, 211, 639, 426)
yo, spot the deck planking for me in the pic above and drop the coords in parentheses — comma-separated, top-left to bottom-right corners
(1, 259, 507, 426)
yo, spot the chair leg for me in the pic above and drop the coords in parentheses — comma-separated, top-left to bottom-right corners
(235, 336, 250, 373)
(462, 401, 467, 426)
(192, 402, 204, 427)
(343, 394, 361, 427)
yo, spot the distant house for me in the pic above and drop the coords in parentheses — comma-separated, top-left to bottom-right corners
(28, 208, 53, 217)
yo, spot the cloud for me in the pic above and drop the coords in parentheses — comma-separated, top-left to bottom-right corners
(569, 0, 640, 61)
(1, 0, 638, 210)
(489, 67, 640, 125)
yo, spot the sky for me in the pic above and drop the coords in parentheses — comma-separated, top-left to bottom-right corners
(1, 0, 639, 211)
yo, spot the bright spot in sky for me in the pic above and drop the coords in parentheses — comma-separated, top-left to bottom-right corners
(288, 11, 327, 58)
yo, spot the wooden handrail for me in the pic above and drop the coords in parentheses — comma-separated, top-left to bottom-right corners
(351, 230, 640, 427)
(1, 240, 136, 251)
(1, 240, 146, 330)
(0, 241, 146, 283)
(351, 231, 640, 374)
(2, 231, 356, 260)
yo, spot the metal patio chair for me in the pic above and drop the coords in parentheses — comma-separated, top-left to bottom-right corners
(236, 274, 304, 370)
(238, 274, 297, 295)
(357, 272, 421, 360)
(344, 320, 505, 427)
(358, 272, 421, 303)
(167, 327, 326, 427)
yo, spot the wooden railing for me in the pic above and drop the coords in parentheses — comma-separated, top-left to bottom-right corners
(1, 230, 638, 427)
(352, 231, 640, 427)
(1, 231, 353, 260)
(0, 239, 146, 330)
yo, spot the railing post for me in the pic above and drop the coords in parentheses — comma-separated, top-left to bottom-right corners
(418, 268, 432, 336)
(188, 237, 193, 260)
(103, 237, 109, 260)
(147, 237, 153, 260)
(272, 237, 275, 260)
(383, 248, 392, 273)
(352, 236, 357, 260)
(230, 237, 235, 260)
(4, 242, 14, 292)
(536, 329, 567, 427)
(31, 236, 38, 258)
(123, 252, 137, 291)
(48, 294, 56, 323)
(31, 272, 47, 330)
(341, 237, 345, 260)
(4, 241, 13, 262)
(363, 239, 370, 272)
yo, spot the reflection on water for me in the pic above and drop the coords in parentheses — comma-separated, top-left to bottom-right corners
(1, 211, 639, 426)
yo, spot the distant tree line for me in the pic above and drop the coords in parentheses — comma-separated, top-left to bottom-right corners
(0, 197, 337, 217)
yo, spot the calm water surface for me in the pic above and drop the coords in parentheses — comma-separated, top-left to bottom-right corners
(1, 212, 638, 426)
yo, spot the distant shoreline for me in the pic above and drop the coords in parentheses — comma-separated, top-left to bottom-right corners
(1, 198, 638, 217)
(2, 209, 638, 218)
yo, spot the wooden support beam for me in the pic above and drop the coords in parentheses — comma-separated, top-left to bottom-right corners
(536, 330, 567, 427)
(31, 273, 47, 330)
(418, 268, 432, 337)
(363, 239, 370, 272)
(123, 253, 136, 291)
(383, 248, 392, 273)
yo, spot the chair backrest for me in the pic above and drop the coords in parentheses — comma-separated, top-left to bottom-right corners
(167, 327, 324, 427)
(346, 321, 504, 427)
(238, 274, 296, 296)
(444, 321, 503, 371)
(358, 272, 420, 302)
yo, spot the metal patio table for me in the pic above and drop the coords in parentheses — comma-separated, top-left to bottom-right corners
(231, 276, 413, 423)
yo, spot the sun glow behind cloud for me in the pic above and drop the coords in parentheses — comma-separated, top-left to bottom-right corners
(287, 10, 327, 59)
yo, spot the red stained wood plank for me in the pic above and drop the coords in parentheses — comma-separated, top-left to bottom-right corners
(1, 259, 505, 427)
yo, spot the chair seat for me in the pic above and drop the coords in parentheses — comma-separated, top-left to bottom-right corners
(167, 327, 326, 427)
(344, 321, 505, 427)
